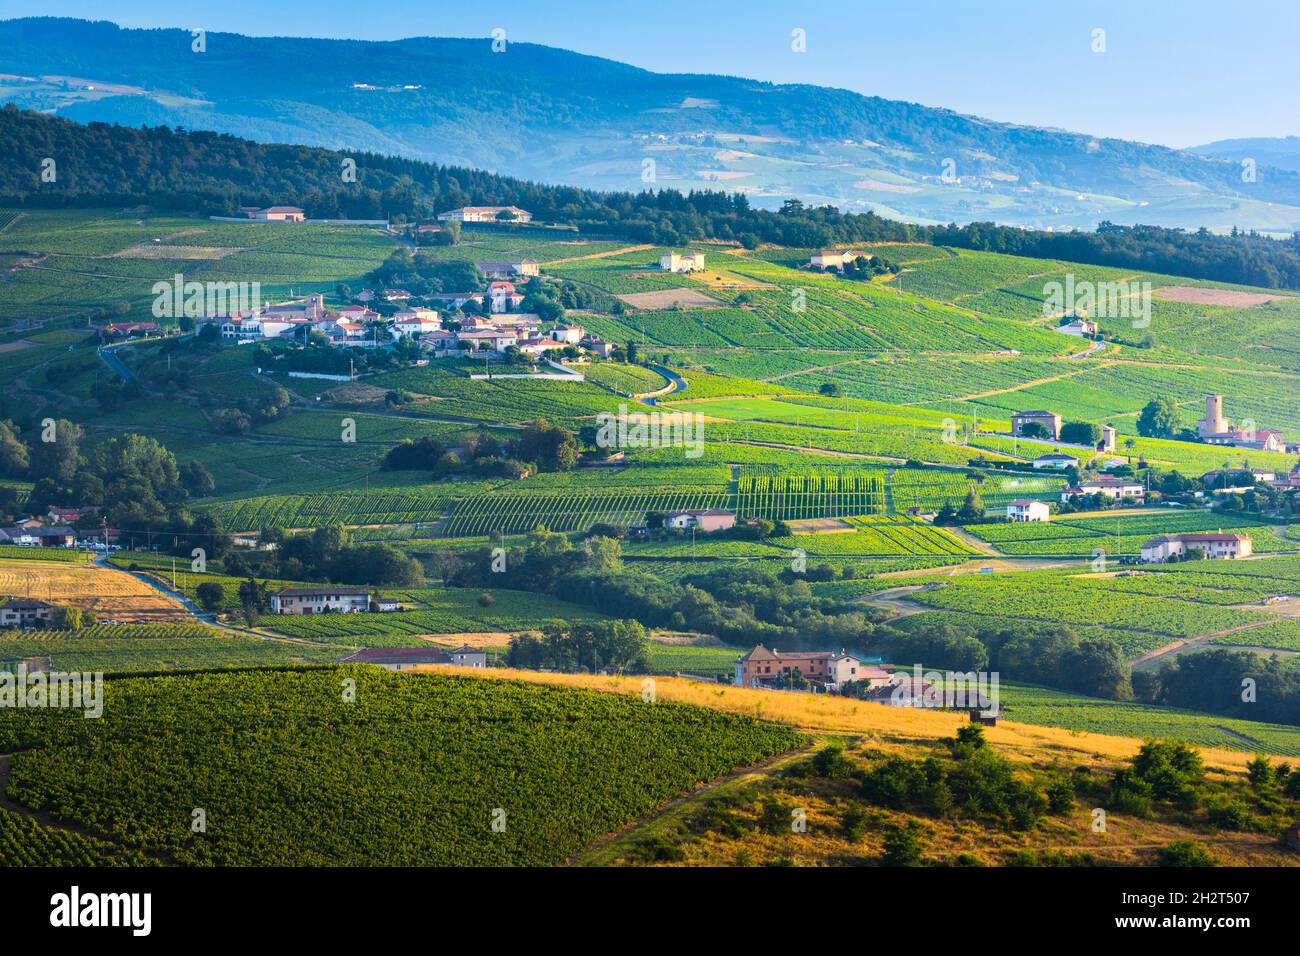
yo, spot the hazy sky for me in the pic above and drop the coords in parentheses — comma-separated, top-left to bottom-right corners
(3, 0, 1296, 148)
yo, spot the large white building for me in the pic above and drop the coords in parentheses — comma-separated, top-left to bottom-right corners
(1141, 533, 1253, 563)
(436, 206, 532, 223)
(660, 252, 705, 273)
(271, 587, 372, 615)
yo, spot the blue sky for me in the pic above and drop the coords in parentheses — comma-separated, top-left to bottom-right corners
(3, 0, 1296, 148)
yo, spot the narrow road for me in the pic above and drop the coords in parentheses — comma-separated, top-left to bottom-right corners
(97, 344, 135, 381)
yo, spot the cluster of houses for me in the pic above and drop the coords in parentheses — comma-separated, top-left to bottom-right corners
(0, 508, 118, 550)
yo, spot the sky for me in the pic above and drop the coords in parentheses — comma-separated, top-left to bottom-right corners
(2, 0, 1296, 148)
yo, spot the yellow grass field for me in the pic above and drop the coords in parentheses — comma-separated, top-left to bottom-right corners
(407, 665, 1295, 775)
(0, 558, 189, 622)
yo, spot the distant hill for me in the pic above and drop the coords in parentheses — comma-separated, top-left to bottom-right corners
(2, 16, 1300, 234)
(1193, 136, 1300, 174)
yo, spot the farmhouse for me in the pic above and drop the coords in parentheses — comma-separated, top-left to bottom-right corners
(1011, 410, 1062, 440)
(1140, 533, 1253, 563)
(270, 587, 372, 615)
(1059, 318, 1099, 336)
(809, 250, 865, 270)
(1062, 477, 1145, 502)
(0, 598, 55, 628)
(580, 336, 615, 358)
(437, 206, 532, 223)
(250, 206, 305, 222)
(1007, 499, 1050, 522)
(1033, 453, 1078, 470)
(660, 251, 705, 273)
(335, 645, 488, 670)
(664, 509, 736, 532)
(0, 526, 76, 547)
(735, 645, 868, 690)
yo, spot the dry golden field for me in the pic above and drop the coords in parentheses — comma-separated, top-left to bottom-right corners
(0, 558, 189, 622)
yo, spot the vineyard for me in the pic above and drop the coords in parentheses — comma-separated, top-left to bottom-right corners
(440, 489, 731, 536)
(0, 623, 336, 673)
(0, 668, 802, 865)
(735, 466, 885, 519)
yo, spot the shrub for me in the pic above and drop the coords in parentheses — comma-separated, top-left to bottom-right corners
(840, 805, 869, 842)
(881, 820, 925, 866)
(1155, 841, 1215, 867)
(812, 745, 855, 780)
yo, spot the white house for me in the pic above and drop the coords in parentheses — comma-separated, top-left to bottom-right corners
(271, 587, 372, 615)
(664, 509, 736, 532)
(548, 323, 585, 345)
(660, 252, 705, 273)
(436, 205, 532, 223)
(1140, 533, 1253, 564)
(1033, 453, 1079, 470)
(1062, 477, 1145, 502)
(456, 329, 518, 351)
(391, 311, 441, 338)
(810, 250, 865, 270)
(1007, 499, 1051, 522)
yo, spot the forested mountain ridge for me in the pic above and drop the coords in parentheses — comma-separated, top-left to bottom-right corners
(3, 16, 1299, 233)
(4, 106, 1300, 290)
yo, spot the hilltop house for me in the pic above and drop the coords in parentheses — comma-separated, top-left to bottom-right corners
(735, 645, 868, 690)
(1007, 500, 1050, 522)
(335, 645, 488, 670)
(660, 252, 705, 273)
(270, 587, 372, 615)
(1011, 410, 1062, 440)
(1140, 533, 1252, 563)
(664, 509, 736, 532)
(1059, 318, 1099, 336)
(809, 250, 866, 270)
(436, 206, 532, 223)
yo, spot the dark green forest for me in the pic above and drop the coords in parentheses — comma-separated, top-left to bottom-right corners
(3, 105, 1299, 290)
